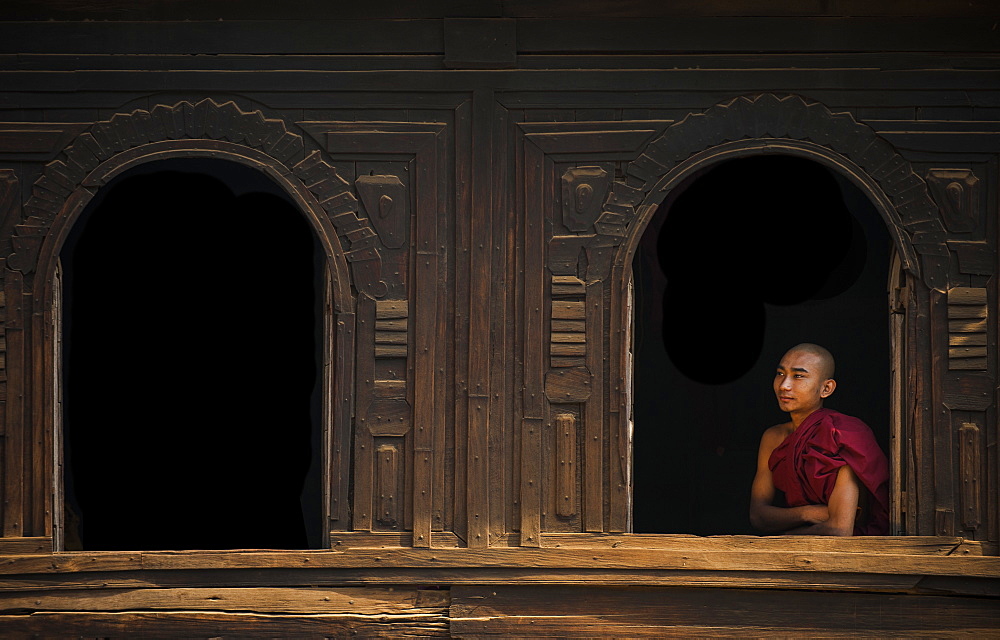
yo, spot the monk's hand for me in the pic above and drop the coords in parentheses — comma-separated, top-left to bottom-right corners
(801, 504, 830, 524)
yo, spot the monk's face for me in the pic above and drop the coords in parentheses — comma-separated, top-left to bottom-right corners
(773, 349, 835, 417)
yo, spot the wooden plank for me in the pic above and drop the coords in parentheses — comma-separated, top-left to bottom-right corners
(0, 20, 446, 55)
(958, 422, 982, 531)
(552, 300, 586, 319)
(539, 534, 976, 555)
(0, 611, 449, 637)
(3, 270, 24, 538)
(451, 102, 473, 548)
(551, 342, 587, 356)
(0, 537, 51, 555)
(450, 585, 1000, 637)
(330, 309, 355, 528)
(375, 443, 401, 530)
(947, 305, 987, 319)
(525, 129, 657, 155)
(551, 275, 586, 296)
(329, 531, 463, 549)
(491, 100, 514, 548)
(584, 280, 604, 533)
(374, 299, 408, 319)
(554, 414, 577, 518)
(949, 346, 987, 358)
(0, 586, 450, 614)
(949, 357, 988, 370)
(353, 295, 376, 533)
(374, 344, 407, 358)
(0, 545, 976, 579)
(410, 123, 440, 549)
(930, 289, 954, 536)
(949, 333, 987, 346)
(32, 299, 48, 538)
(948, 318, 987, 333)
(375, 318, 407, 331)
(910, 283, 932, 536)
(467, 89, 493, 549)
(515, 17, 1000, 53)
(948, 287, 988, 305)
(519, 138, 546, 548)
(0, 567, 937, 594)
(608, 263, 629, 533)
(374, 330, 407, 345)
(552, 319, 586, 332)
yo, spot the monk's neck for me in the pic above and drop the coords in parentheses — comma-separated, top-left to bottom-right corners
(789, 406, 824, 430)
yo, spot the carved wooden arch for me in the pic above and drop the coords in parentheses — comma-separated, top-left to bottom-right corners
(12, 98, 389, 306)
(614, 93, 949, 292)
(4, 99, 384, 544)
(596, 94, 946, 533)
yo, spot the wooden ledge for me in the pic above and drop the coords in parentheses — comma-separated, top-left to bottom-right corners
(0, 544, 996, 581)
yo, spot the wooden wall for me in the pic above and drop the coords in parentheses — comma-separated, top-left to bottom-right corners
(0, 2, 997, 635)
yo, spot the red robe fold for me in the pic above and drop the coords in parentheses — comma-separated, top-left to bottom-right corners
(768, 407, 889, 535)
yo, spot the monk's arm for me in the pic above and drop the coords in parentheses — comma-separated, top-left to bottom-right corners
(749, 428, 829, 533)
(785, 464, 860, 536)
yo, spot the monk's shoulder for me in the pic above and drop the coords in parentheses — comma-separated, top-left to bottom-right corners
(761, 422, 793, 451)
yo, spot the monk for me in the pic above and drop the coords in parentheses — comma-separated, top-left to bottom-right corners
(749, 344, 889, 536)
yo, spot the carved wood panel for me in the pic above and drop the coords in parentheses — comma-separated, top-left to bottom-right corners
(518, 120, 670, 539)
(301, 121, 451, 547)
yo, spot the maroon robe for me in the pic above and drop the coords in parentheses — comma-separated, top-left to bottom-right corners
(768, 407, 889, 535)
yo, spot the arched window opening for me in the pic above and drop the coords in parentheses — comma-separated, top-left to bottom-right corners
(631, 155, 892, 535)
(60, 158, 324, 550)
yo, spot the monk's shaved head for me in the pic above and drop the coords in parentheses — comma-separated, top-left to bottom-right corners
(783, 343, 835, 380)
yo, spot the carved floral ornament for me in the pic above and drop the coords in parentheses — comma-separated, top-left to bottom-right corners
(10, 99, 388, 297)
(598, 94, 953, 291)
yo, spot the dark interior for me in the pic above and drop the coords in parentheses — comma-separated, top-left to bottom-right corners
(631, 155, 892, 535)
(61, 158, 324, 550)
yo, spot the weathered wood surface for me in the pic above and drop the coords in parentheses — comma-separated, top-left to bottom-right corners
(450, 585, 1000, 638)
(0, 545, 996, 580)
(0, 537, 51, 555)
(0, 586, 449, 614)
(0, 611, 449, 638)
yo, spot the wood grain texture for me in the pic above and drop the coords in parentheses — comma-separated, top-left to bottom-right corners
(3, 270, 25, 538)
(0, 586, 450, 614)
(450, 585, 1000, 637)
(0, 611, 449, 637)
(0, 545, 995, 578)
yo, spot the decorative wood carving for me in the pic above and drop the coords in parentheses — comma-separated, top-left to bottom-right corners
(946, 240, 993, 275)
(958, 422, 981, 531)
(13, 100, 388, 300)
(356, 174, 408, 249)
(550, 277, 587, 369)
(368, 299, 411, 436)
(376, 442, 401, 529)
(561, 167, 610, 233)
(626, 94, 949, 291)
(290, 151, 387, 299)
(301, 121, 447, 547)
(947, 287, 988, 371)
(555, 413, 577, 518)
(926, 169, 979, 234)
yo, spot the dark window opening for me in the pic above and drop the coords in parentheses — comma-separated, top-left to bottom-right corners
(631, 155, 891, 535)
(61, 158, 324, 550)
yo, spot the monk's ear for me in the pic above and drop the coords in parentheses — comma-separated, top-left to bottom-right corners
(820, 378, 836, 398)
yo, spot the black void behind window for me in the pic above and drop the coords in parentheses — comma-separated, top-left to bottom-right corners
(61, 158, 324, 550)
(631, 155, 891, 535)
